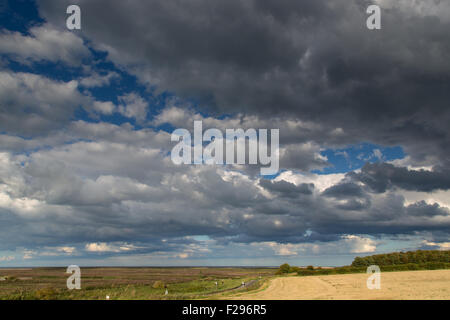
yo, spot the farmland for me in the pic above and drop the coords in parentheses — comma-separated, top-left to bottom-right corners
(230, 270, 450, 300)
(1, 264, 449, 300)
(0, 267, 275, 300)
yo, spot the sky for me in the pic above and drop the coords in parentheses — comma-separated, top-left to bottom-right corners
(0, 0, 449, 267)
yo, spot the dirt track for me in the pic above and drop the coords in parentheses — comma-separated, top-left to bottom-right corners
(229, 270, 450, 300)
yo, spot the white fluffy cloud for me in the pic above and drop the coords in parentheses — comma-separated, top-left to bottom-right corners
(117, 93, 149, 122)
(421, 240, 450, 251)
(0, 255, 14, 262)
(275, 170, 346, 192)
(259, 235, 377, 257)
(0, 24, 90, 65)
(80, 71, 119, 88)
(85, 242, 139, 253)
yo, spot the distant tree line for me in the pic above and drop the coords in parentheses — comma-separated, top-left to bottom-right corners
(351, 250, 450, 267)
(276, 250, 450, 276)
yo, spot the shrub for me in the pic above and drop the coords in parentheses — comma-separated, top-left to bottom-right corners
(34, 287, 58, 300)
(289, 266, 300, 273)
(276, 263, 292, 274)
(297, 269, 315, 276)
(152, 281, 165, 289)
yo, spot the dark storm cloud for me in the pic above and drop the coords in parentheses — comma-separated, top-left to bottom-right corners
(335, 198, 371, 211)
(38, 0, 450, 166)
(310, 201, 450, 237)
(348, 162, 450, 193)
(322, 182, 365, 198)
(406, 200, 449, 217)
(259, 179, 314, 197)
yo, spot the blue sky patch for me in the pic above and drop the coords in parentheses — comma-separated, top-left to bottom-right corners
(314, 143, 405, 174)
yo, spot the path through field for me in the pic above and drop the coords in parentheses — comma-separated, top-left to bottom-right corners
(229, 270, 450, 300)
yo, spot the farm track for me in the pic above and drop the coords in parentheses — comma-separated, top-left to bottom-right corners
(205, 279, 258, 296)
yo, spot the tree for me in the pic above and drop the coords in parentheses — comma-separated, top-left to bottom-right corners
(277, 263, 291, 274)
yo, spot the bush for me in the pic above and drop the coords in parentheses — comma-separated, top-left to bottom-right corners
(297, 269, 313, 276)
(276, 263, 292, 275)
(34, 287, 58, 300)
(152, 281, 165, 289)
(289, 266, 300, 273)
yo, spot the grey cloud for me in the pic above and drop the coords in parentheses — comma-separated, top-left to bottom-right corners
(1, 142, 449, 250)
(348, 162, 450, 193)
(260, 179, 314, 197)
(37, 0, 450, 168)
(117, 93, 149, 123)
(79, 71, 119, 88)
(0, 71, 87, 136)
(0, 120, 171, 153)
(1, 1, 450, 261)
(406, 201, 449, 217)
(322, 182, 365, 198)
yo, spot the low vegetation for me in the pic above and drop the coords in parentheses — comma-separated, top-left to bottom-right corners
(0, 267, 274, 300)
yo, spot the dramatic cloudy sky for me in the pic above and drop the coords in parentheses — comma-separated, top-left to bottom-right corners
(0, 0, 449, 267)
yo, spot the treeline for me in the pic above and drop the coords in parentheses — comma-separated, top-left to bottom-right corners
(276, 263, 368, 276)
(276, 250, 450, 277)
(351, 250, 450, 267)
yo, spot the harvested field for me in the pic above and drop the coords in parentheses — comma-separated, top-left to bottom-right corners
(229, 270, 450, 300)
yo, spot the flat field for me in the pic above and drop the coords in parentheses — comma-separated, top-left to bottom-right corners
(2, 268, 448, 300)
(0, 267, 274, 300)
(230, 270, 450, 300)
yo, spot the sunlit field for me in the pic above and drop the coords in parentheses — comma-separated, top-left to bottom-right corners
(230, 270, 450, 300)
